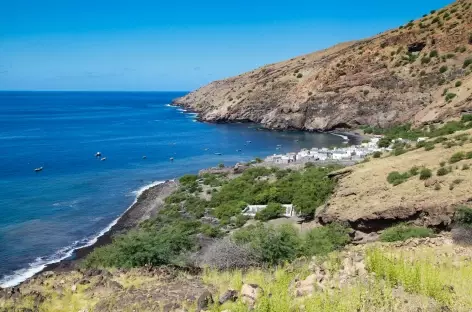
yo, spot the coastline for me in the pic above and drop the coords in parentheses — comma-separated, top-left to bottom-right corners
(43, 179, 179, 272)
(2, 122, 363, 288)
(1, 180, 179, 287)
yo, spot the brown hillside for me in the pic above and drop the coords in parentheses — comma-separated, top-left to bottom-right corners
(317, 129, 472, 230)
(174, 0, 472, 130)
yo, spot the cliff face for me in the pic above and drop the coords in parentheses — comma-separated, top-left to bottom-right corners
(174, 0, 472, 130)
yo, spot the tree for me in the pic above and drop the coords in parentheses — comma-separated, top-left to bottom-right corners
(255, 203, 285, 221)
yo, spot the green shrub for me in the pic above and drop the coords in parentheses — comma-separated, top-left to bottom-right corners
(296, 73, 303, 78)
(392, 147, 406, 156)
(83, 220, 199, 268)
(462, 114, 472, 122)
(437, 167, 449, 176)
(424, 143, 435, 151)
(255, 202, 285, 221)
(387, 171, 410, 185)
(455, 81, 462, 87)
(179, 174, 198, 185)
(455, 206, 472, 227)
(450, 151, 465, 163)
(439, 65, 448, 73)
(232, 224, 302, 265)
(466, 151, 472, 159)
(419, 168, 432, 180)
(372, 151, 382, 158)
(213, 201, 247, 219)
(302, 223, 351, 256)
(429, 50, 438, 57)
(421, 56, 431, 64)
(409, 166, 420, 176)
(445, 93, 457, 101)
(380, 224, 434, 242)
(378, 136, 392, 148)
(463, 58, 472, 68)
(440, 161, 446, 167)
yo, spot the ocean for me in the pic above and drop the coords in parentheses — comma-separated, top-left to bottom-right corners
(0, 91, 345, 287)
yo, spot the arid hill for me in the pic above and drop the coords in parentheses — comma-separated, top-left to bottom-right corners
(318, 128, 472, 230)
(174, 0, 472, 130)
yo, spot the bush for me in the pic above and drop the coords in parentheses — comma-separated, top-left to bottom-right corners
(83, 220, 199, 268)
(409, 166, 419, 176)
(450, 151, 465, 163)
(440, 161, 446, 167)
(421, 56, 431, 64)
(419, 168, 432, 180)
(296, 73, 303, 78)
(213, 201, 247, 219)
(372, 151, 382, 158)
(464, 58, 472, 68)
(445, 93, 457, 101)
(232, 224, 302, 265)
(377, 136, 392, 148)
(429, 50, 438, 57)
(466, 151, 472, 159)
(439, 65, 448, 73)
(424, 143, 435, 151)
(302, 223, 351, 256)
(454, 206, 472, 227)
(455, 81, 462, 87)
(255, 202, 285, 221)
(437, 167, 449, 176)
(380, 224, 434, 242)
(199, 238, 260, 270)
(451, 226, 472, 245)
(179, 174, 198, 185)
(387, 171, 410, 185)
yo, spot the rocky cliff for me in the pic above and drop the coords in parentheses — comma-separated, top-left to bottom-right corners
(174, 0, 472, 130)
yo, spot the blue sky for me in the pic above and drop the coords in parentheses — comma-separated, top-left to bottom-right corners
(0, 0, 452, 91)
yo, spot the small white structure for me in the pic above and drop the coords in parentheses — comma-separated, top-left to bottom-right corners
(242, 204, 297, 218)
(417, 137, 428, 142)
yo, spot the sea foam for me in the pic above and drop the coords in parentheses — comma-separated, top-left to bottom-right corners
(0, 180, 165, 288)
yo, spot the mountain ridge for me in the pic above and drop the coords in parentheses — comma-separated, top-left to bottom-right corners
(173, 0, 472, 130)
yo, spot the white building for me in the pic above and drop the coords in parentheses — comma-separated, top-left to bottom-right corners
(242, 204, 297, 218)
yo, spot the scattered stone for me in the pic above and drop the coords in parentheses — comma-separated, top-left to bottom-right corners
(241, 283, 263, 307)
(42, 271, 55, 278)
(71, 284, 77, 292)
(353, 230, 379, 244)
(218, 289, 238, 305)
(196, 290, 213, 311)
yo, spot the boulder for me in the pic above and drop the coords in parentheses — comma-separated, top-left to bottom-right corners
(196, 290, 213, 312)
(353, 230, 379, 244)
(218, 289, 238, 305)
(241, 283, 263, 307)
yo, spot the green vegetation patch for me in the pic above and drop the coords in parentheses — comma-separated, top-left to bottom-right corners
(380, 224, 434, 242)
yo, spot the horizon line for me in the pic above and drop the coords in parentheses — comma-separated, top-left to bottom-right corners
(0, 90, 190, 93)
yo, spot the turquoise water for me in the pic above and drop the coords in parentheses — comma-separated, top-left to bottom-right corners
(0, 91, 345, 286)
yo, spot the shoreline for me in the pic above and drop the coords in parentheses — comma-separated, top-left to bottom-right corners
(2, 122, 363, 288)
(1, 180, 179, 287)
(42, 179, 179, 272)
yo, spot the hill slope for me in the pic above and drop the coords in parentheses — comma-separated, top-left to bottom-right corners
(174, 0, 472, 130)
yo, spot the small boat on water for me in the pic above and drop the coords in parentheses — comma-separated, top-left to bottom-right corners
(142, 156, 147, 159)
(101, 157, 107, 161)
(170, 157, 174, 161)
(236, 149, 242, 152)
(214, 153, 222, 155)
(246, 140, 252, 143)
(34, 167, 43, 172)
(95, 152, 101, 157)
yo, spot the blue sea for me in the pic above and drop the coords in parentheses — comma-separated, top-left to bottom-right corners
(0, 91, 345, 287)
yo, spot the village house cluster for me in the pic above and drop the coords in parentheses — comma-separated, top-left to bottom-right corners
(264, 137, 385, 164)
